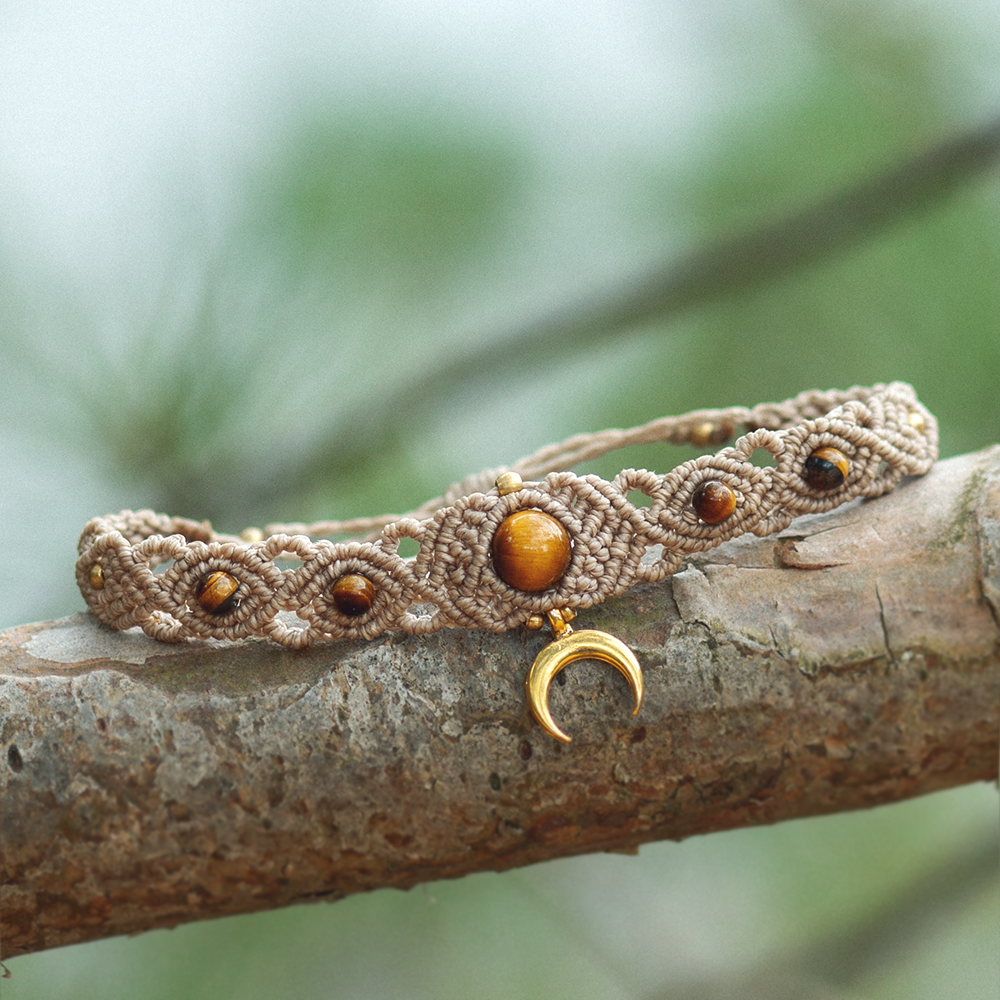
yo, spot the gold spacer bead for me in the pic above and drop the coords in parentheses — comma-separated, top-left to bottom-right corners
(546, 608, 573, 637)
(240, 527, 264, 543)
(88, 563, 105, 590)
(908, 411, 926, 431)
(495, 472, 524, 496)
(689, 422, 715, 448)
(525, 613, 545, 631)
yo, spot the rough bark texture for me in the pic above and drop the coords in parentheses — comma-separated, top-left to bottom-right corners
(2, 448, 999, 960)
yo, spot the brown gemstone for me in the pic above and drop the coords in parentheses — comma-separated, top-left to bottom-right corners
(196, 570, 240, 614)
(803, 447, 850, 490)
(692, 480, 737, 524)
(88, 563, 105, 590)
(492, 509, 571, 593)
(332, 573, 376, 617)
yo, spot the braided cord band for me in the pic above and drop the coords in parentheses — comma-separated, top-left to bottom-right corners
(77, 382, 937, 649)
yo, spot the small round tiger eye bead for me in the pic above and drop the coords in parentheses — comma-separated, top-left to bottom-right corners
(803, 447, 850, 490)
(332, 574, 376, 617)
(692, 480, 737, 523)
(196, 571, 240, 614)
(492, 509, 571, 593)
(88, 563, 105, 590)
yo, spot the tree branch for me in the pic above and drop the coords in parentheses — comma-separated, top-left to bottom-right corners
(2, 448, 998, 959)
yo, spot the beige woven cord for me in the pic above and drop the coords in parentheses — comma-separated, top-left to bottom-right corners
(77, 382, 937, 649)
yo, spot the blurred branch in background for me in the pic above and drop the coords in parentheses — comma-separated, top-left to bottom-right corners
(655, 828, 998, 999)
(785, 830, 996, 994)
(4, 11, 999, 532)
(268, 114, 1000, 510)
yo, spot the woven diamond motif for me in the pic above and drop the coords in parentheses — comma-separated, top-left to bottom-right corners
(75, 383, 938, 646)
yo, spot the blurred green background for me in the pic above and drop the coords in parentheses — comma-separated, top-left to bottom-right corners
(1, 0, 997, 997)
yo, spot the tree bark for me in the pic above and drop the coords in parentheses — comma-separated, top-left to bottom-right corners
(2, 447, 998, 960)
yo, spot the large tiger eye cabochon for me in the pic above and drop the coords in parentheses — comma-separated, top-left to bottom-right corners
(491, 509, 571, 592)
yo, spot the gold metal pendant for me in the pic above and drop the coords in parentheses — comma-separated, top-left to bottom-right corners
(525, 609, 644, 743)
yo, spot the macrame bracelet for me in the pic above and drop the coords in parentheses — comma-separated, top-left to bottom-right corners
(77, 382, 936, 740)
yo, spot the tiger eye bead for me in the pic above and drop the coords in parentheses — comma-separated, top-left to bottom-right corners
(803, 447, 850, 490)
(196, 571, 240, 614)
(492, 509, 571, 593)
(88, 563, 105, 590)
(331, 574, 376, 617)
(692, 480, 737, 524)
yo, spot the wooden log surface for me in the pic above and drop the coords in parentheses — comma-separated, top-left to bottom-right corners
(2, 447, 999, 959)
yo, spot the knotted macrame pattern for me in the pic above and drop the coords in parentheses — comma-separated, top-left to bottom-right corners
(77, 382, 937, 648)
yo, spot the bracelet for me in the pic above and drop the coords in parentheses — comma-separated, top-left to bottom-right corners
(77, 381, 937, 741)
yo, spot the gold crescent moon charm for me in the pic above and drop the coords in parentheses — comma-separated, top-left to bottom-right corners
(526, 619, 644, 744)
